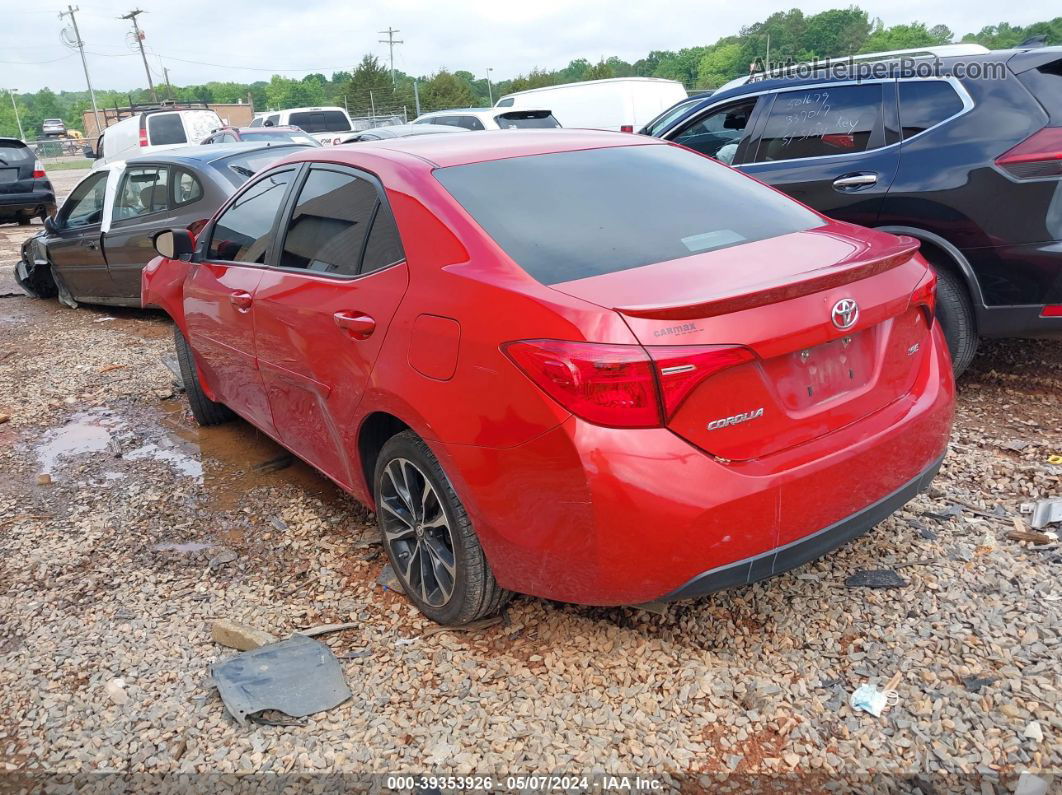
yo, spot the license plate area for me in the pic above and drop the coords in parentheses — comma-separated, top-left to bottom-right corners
(0, 169, 19, 184)
(766, 331, 874, 411)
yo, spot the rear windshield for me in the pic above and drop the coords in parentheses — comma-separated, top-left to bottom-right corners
(288, 111, 351, 133)
(434, 144, 823, 285)
(241, 130, 310, 143)
(211, 145, 307, 186)
(495, 111, 560, 129)
(147, 113, 187, 145)
(0, 143, 31, 163)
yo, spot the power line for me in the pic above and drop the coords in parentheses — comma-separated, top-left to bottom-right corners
(378, 27, 403, 87)
(58, 5, 101, 136)
(119, 8, 157, 102)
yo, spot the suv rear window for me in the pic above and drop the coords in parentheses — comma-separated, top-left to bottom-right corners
(434, 144, 823, 285)
(0, 142, 32, 163)
(288, 111, 351, 133)
(755, 84, 883, 162)
(147, 113, 187, 145)
(899, 81, 964, 138)
(495, 111, 560, 129)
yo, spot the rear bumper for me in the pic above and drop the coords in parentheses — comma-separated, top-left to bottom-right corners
(660, 453, 943, 600)
(976, 305, 1062, 339)
(0, 189, 56, 216)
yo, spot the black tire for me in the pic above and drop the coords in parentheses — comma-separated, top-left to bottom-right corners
(374, 430, 511, 625)
(17, 216, 31, 226)
(173, 327, 234, 426)
(933, 266, 978, 377)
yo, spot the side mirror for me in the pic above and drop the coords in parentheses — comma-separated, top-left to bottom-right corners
(43, 216, 58, 234)
(82, 145, 97, 159)
(153, 228, 195, 260)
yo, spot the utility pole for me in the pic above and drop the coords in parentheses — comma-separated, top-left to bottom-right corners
(59, 5, 101, 136)
(7, 89, 24, 140)
(163, 66, 173, 100)
(378, 27, 403, 87)
(485, 67, 494, 105)
(413, 79, 420, 117)
(120, 9, 158, 102)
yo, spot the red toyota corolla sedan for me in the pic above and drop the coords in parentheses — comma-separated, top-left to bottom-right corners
(143, 130, 954, 625)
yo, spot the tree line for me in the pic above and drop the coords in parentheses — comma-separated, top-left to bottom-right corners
(2, 9, 1059, 139)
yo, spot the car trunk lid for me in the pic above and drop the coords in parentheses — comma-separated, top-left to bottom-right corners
(551, 226, 934, 461)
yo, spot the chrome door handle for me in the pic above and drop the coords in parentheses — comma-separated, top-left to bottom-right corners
(833, 173, 878, 189)
(333, 311, 376, 339)
(229, 291, 253, 311)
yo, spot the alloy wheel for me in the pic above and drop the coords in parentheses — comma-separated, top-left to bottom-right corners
(378, 457, 457, 607)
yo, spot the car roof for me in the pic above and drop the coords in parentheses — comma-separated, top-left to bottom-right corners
(125, 141, 312, 167)
(354, 124, 464, 138)
(0, 137, 28, 146)
(281, 128, 661, 169)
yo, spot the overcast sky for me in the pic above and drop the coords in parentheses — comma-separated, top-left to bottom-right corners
(2, 0, 1056, 93)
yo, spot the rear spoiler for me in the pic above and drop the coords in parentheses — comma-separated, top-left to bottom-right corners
(615, 238, 920, 321)
(1006, 46, 1062, 75)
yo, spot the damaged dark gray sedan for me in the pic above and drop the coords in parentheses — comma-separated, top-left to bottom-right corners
(15, 142, 310, 307)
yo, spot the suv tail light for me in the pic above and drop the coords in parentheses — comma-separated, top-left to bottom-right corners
(139, 127, 149, 147)
(504, 339, 755, 428)
(620, 125, 634, 133)
(1042, 305, 1062, 318)
(995, 127, 1062, 180)
(32, 159, 46, 179)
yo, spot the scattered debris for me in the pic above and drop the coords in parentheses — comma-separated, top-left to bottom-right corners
(850, 673, 902, 718)
(395, 638, 416, 646)
(210, 635, 352, 725)
(845, 569, 908, 589)
(210, 619, 278, 651)
(421, 616, 503, 637)
(633, 600, 668, 616)
(104, 678, 129, 706)
(254, 454, 294, 474)
(1024, 720, 1044, 743)
(298, 622, 359, 638)
(1007, 528, 1055, 546)
(962, 675, 998, 693)
(342, 648, 372, 660)
(1048, 455, 1062, 465)
(248, 709, 306, 727)
(92, 316, 116, 323)
(112, 608, 136, 621)
(0, 413, 9, 425)
(35, 473, 51, 486)
(160, 354, 184, 389)
(1001, 439, 1032, 453)
(269, 516, 288, 532)
(98, 363, 126, 374)
(922, 504, 963, 521)
(377, 563, 404, 594)
(207, 547, 237, 569)
(0, 513, 52, 529)
(1014, 772, 1050, 795)
(1030, 498, 1062, 530)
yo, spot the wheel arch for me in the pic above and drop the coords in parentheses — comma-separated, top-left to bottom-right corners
(875, 225, 984, 311)
(356, 411, 412, 508)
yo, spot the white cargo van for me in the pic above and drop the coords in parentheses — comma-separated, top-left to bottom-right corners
(248, 107, 355, 146)
(90, 108, 222, 169)
(494, 77, 687, 132)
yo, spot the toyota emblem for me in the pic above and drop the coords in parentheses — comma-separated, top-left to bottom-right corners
(831, 298, 859, 330)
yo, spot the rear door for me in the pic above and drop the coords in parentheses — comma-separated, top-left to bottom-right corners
(184, 167, 297, 435)
(253, 164, 409, 487)
(739, 82, 900, 227)
(46, 170, 113, 299)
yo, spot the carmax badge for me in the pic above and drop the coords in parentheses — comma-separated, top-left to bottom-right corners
(707, 408, 765, 431)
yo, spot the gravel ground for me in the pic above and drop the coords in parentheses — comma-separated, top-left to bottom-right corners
(0, 222, 1059, 787)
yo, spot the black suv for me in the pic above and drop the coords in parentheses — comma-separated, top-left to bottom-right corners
(0, 138, 56, 226)
(643, 45, 1062, 374)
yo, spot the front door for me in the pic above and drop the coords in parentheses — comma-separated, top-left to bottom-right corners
(253, 165, 409, 487)
(738, 82, 899, 228)
(183, 167, 296, 436)
(46, 170, 112, 300)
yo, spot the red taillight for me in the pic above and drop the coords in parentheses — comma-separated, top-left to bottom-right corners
(32, 159, 46, 179)
(620, 125, 634, 133)
(995, 127, 1062, 180)
(504, 339, 754, 427)
(1042, 304, 1062, 318)
(910, 269, 938, 327)
(187, 218, 208, 239)
(139, 128, 149, 147)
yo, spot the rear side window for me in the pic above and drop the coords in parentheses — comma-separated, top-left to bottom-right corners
(495, 98, 515, 108)
(435, 144, 822, 285)
(173, 169, 203, 206)
(496, 111, 561, 129)
(147, 113, 187, 145)
(454, 116, 485, 131)
(0, 143, 32, 164)
(208, 171, 292, 263)
(288, 111, 351, 133)
(755, 84, 883, 162)
(899, 81, 964, 139)
(361, 204, 405, 273)
(278, 169, 376, 276)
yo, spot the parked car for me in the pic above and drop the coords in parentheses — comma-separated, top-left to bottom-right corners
(201, 125, 321, 147)
(337, 124, 464, 143)
(495, 77, 687, 132)
(41, 118, 67, 138)
(643, 43, 1062, 374)
(143, 130, 954, 625)
(248, 107, 355, 145)
(0, 138, 55, 225)
(15, 142, 310, 306)
(412, 108, 560, 131)
(89, 107, 223, 168)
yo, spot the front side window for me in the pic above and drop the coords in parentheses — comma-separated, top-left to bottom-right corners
(62, 171, 109, 228)
(899, 80, 964, 139)
(643, 97, 703, 136)
(115, 166, 169, 220)
(435, 144, 822, 285)
(147, 113, 187, 146)
(754, 84, 883, 162)
(207, 170, 292, 263)
(288, 111, 351, 133)
(278, 169, 378, 276)
(672, 99, 757, 163)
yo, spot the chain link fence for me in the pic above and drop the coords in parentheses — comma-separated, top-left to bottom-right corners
(26, 137, 92, 168)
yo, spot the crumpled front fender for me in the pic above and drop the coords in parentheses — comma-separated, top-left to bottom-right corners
(142, 255, 191, 333)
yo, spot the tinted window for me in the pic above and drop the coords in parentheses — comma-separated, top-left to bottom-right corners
(63, 171, 109, 228)
(208, 171, 292, 263)
(241, 130, 301, 142)
(755, 85, 882, 162)
(496, 111, 561, 129)
(173, 169, 203, 205)
(899, 81, 964, 139)
(147, 113, 187, 145)
(362, 204, 405, 273)
(288, 111, 351, 133)
(673, 99, 757, 163)
(495, 98, 515, 108)
(0, 143, 31, 164)
(278, 169, 377, 275)
(453, 116, 485, 131)
(435, 145, 822, 285)
(642, 97, 703, 136)
(210, 145, 306, 187)
(115, 166, 169, 220)
(249, 117, 264, 127)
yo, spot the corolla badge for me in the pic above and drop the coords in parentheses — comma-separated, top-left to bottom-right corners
(707, 408, 764, 431)
(831, 298, 859, 330)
